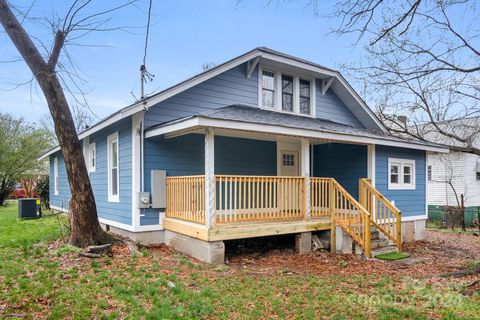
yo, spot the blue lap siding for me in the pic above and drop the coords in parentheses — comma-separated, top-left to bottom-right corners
(313, 143, 368, 198)
(141, 134, 277, 225)
(375, 146, 426, 218)
(50, 117, 133, 226)
(144, 63, 364, 129)
(49, 152, 71, 211)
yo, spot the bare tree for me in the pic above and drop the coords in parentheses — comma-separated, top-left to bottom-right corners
(0, 0, 138, 246)
(331, 0, 480, 155)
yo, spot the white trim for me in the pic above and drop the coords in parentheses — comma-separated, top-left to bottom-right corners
(131, 113, 143, 230)
(137, 224, 164, 232)
(425, 156, 428, 218)
(50, 204, 68, 213)
(99, 217, 135, 232)
(204, 128, 215, 229)
(388, 158, 416, 190)
(321, 77, 335, 95)
(367, 145, 376, 186)
(301, 138, 311, 219)
(53, 157, 59, 196)
(402, 214, 428, 222)
(146, 117, 449, 153)
(107, 132, 120, 203)
(258, 65, 316, 118)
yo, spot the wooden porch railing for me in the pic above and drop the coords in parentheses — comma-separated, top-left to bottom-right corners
(214, 175, 305, 223)
(310, 177, 331, 217)
(326, 178, 372, 257)
(359, 178, 402, 251)
(164, 175, 402, 258)
(165, 175, 205, 224)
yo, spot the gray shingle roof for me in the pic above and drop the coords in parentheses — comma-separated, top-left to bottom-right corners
(148, 104, 446, 149)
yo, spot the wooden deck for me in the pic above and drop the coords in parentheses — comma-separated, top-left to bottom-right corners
(163, 216, 331, 241)
(163, 175, 403, 257)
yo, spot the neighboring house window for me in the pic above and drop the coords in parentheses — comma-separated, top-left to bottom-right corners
(54, 157, 59, 196)
(281, 74, 294, 112)
(262, 70, 275, 108)
(299, 79, 311, 115)
(427, 165, 432, 181)
(89, 142, 96, 173)
(259, 66, 316, 117)
(388, 158, 416, 190)
(107, 132, 119, 202)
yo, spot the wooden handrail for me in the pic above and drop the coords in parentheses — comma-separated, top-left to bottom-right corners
(165, 175, 206, 224)
(214, 175, 306, 224)
(329, 179, 372, 257)
(359, 178, 402, 251)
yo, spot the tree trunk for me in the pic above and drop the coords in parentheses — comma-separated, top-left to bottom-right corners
(461, 194, 466, 232)
(0, 0, 108, 246)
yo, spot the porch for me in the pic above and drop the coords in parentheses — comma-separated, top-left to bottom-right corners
(143, 107, 405, 259)
(163, 174, 402, 258)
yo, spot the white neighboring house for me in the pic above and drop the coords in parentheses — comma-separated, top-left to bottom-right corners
(423, 117, 480, 208)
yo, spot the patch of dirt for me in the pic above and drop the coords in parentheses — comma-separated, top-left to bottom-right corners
(224, 230, 480, 281)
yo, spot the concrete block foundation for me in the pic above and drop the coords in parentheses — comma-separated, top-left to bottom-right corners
(295, 232, 312, 254)
(402, 219, 426, 242)
(100, 224, 165, 245)
(164, 230, 225, 264)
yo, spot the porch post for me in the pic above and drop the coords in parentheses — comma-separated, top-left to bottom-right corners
(205, 128, 215, 229)
(367, 144, 376, 186)
(301, 138, 311, 220)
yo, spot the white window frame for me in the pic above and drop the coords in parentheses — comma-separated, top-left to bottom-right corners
(427, 165, 432, 181)
(53, 157, 59, 196)
(258, 65, 316, 118)
(88, 142, 96, 173)
(107, 132, 120, 203)
(388, 158, 416, 190)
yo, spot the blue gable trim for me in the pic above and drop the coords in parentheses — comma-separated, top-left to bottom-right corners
(313, 143, 367, 199)
(375, 146, 426, 218)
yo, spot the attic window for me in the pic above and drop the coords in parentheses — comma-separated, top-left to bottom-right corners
(261, 70, 275, 108)
(259, 66, 316, 117)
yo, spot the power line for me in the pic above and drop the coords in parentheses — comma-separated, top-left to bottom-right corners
(140, 0, 154, 99)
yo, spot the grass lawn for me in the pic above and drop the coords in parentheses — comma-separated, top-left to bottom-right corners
(1, 201, 479, 319)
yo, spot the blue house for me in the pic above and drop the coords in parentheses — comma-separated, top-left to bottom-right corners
(40, 48, 447, 263)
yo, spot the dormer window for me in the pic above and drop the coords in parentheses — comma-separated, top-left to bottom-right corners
(259, 66, 316, 117)
(261, 70, 275, 108)
(282, 75, 294, 112)
(299, 79, 311, 115)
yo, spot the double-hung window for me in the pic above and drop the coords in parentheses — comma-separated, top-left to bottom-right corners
(54, 157, 59, 196)
(299, 79, 311, 115)
(107, 132, 119, 202)
(388, 158, 416, 190)
(89, 142, 96, 173)
(281, 75, 294, 112)
(259, 67, 315, 117)
(261, 70, 275, 108)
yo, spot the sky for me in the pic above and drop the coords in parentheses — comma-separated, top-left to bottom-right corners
(0, 0, 367, 125)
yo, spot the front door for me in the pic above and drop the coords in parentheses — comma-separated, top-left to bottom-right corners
(280, 150, 299, 176)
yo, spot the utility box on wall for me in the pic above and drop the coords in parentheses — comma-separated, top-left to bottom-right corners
(151, 170, 166, 209)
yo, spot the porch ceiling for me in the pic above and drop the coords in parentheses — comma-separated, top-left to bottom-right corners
(145, 105, 448, 153)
